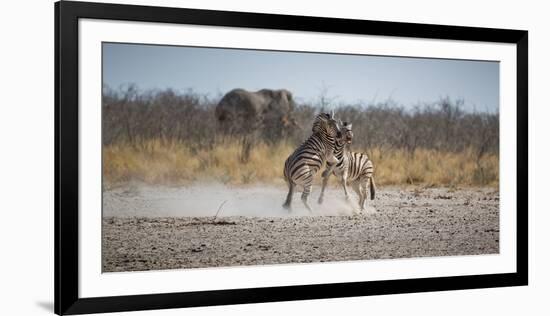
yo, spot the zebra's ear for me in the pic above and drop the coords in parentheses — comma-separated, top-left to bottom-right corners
(330, 110, 335, 119)
(348, 123, 352, 129)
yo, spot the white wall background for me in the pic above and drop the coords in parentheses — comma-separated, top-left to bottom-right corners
(0, 0, 546, 315)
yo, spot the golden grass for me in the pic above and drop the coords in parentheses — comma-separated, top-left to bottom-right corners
(367, 147, 498, 187)
(103, 139, 498, 188)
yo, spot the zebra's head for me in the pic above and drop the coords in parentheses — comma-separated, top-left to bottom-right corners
(312, 111, 341, 138)
(339, 121, 354, 144)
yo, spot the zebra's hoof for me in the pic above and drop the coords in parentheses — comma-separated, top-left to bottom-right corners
(317, 198, 323, 204)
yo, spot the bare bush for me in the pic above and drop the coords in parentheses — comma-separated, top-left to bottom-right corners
(103, 85, 499, 158)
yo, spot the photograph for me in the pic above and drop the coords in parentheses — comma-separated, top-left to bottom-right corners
(101, 42, 500, 272)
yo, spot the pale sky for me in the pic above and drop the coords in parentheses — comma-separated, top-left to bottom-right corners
(103, 42, 499, 112)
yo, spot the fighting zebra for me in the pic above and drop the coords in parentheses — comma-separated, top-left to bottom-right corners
(283, 112, 341, 212)
(318, 121, 376, 212)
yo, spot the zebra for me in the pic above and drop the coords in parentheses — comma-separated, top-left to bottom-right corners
(283, 111, 341, 212)
(317, 121, 376, 212)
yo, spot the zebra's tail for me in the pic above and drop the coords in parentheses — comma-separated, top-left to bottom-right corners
(369, 176, 376, 200)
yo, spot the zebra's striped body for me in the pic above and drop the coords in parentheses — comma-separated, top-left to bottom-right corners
(283, 112, 341, 211)
(318, 122, 376, 212)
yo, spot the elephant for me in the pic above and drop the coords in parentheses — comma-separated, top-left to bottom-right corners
(215, 88, 299, 162)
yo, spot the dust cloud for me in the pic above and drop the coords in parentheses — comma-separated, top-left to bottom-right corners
(103, 183, 371, 218)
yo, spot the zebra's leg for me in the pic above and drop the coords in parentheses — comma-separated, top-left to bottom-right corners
(318, 172, 330, 204)
(351, 181, 362, 214)
(301, 176, 314, 212)
(340, 174, 350, 200)
(322, 163, 336, 178)
(351, 181, 361, 199)
(359, 180, 368, 211)
(282, 182, 295, 211)
(325, 149, 338, 166)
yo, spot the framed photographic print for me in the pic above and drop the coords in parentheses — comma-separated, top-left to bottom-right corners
(55, 0, 528, 314)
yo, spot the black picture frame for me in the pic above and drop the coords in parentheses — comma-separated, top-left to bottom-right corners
(55, 1, 528, 314)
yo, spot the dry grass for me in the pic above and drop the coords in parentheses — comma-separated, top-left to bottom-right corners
(103, 139, 498, 188)
(367, 148, 498, 188)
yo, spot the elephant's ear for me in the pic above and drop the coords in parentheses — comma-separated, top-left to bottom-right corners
(279, 90, 291, 102)
(278, 90, 287, 101)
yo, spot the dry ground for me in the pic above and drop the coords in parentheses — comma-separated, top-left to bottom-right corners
(102, 185, 499, 272)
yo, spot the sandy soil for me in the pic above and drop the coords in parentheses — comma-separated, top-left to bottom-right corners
(102, 185, 499, 272)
